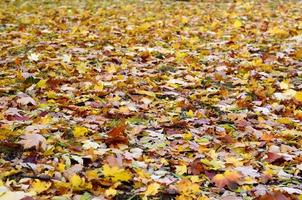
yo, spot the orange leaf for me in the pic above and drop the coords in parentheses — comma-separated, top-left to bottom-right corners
(212, 174, 228, 188)
(212, 171, 242, 188)
(257, 191, 290, 200)
(224, 170, 241, 182)
(105, 121, 128, 145)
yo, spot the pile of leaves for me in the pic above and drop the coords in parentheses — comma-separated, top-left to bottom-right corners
(1, 0, 302, 199)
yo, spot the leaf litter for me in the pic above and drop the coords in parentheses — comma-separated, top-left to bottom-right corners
(0, 0, 302, 199)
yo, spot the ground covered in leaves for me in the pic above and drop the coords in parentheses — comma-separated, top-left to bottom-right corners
(1, 0, 302, 199)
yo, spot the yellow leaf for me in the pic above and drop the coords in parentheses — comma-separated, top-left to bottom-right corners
(119, 106, 130, 113)
(183, 132, 192, 140)
(76, 62, 87, 74)
(280, 81, 289, 90)
(176, 179, 200, 195)
(175, 51, 187, 63)
(295, 91, 302, 102)
(36, 79, 47, 89)
(181, 17, 188, 24)
(86, 170, 99, 181)
(144, 183, 160, 197)
(46, 91, 57, 99)
(73, 126, 88, 138)
(40, 115, 52, 125)
(200, 158, 224, 170)
(190, 176, 201, 183)
(31, 180, 52, 194)
(225, 156, 243, 167)
(102, 164, 132, 182)
(233, 19, 242, 28)
(105, 188, 117, 197)
(175, 165, 187, 176)
(136, 90, 156, 98)
(176, 194, 192, 200)
(54, 181, 71, 191)
(94, 82, 104, 91)
(57, 163, 65, 172)
(277, 117, 292, 125)
(137, 23, 151, 32)
(70, 174, 83, 188)
(1, 169, 21, 179)
(242, 176, 257, 184)
(106, 64, 117, 73)
(269, 27, 288, 37)
(186, 110, 194, 118)
(294, 48, 302, 59)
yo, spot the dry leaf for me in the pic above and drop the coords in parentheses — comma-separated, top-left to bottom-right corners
(19, 133, 47, 150)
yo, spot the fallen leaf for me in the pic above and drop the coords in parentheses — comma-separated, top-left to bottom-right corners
(73, 126, 88, 138)
(105, 122, 128, 145)
(28, 53, 39, 61)
(102, 164, 132, 182)
(31, 180, 52, 194)
(19, 133, 47, 150)
(257, 191, 290, 200)
(144, 183, 160, 197)
(212, 170, 241, 188)
(175, 165, 187, 176)
(176, 179, 200, 195)
(105, 188, 117, 197)
(70, 174, 84, 188)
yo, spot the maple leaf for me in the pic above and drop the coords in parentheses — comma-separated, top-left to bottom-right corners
(18, 133, 47, 150)
(212, 170, 242, 188)
(70, 174, 83, 188)
(257, 191, 291, 200)
(295, 92, 302, 102)
(105, 188, 117, 197)
(16, 96, 36, 106)
(36, 79, 47, 89)
(189, 158, 204, 175)
(1, 0, 302, 199)
(175, 165, 187, 176)
(105, 122, 128, 145)
(176, 179, 200, 196)
(266, 152, 284, 163)
(102, 164, 132, 182)
(144, 183, 161, 197)
(212, 174, 229, 188)
(30, 180, 52, 194)
(0, 187, 32, 200)
(73, 126, 88, 138)
(76, 62, 87, 74)
(235, 166, 260, 178)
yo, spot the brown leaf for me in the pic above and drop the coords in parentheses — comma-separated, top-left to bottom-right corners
(266, 152, 284, 164)
(105, 122, 128, 145)
(189, 158, 204, 175)
(257, 191, 291, 200)
(212, 171, 242, 188)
